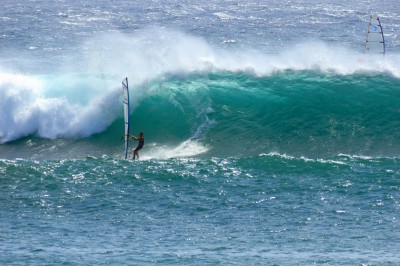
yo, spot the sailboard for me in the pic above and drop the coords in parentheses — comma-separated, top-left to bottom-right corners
(122, 77, 130, 159)
(365, 15, 385, 55)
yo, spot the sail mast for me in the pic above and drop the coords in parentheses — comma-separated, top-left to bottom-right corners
(122, 77, 130, 159)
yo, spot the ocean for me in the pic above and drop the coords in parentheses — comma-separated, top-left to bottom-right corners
(1, 0, 400, 265)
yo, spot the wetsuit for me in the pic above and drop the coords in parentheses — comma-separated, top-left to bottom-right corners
(135, 138, 144, 151)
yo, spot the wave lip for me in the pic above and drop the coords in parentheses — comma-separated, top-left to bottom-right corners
(83, 29, 400, 80)
(0, 72, 122, 144)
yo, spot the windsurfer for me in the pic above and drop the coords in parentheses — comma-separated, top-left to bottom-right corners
(129, 132, 144, 160)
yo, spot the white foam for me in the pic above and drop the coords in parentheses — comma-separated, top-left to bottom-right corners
(141, 140, 208, 160)
(83, 28, 400, 83)
(260, 152, 347, 165)
(0, 72, 120, 143)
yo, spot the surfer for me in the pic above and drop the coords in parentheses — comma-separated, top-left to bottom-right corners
(129, 132, 144, 160)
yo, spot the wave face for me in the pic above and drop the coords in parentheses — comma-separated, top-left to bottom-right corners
(1, 70, 399, 159)
(0, 30, 400, 159)
(121, 71, 400, 158)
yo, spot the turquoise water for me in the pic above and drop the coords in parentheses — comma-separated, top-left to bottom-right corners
(1, 0, 400, 265)
(2, 155, 400, 265)
(2, 71, 400, 159)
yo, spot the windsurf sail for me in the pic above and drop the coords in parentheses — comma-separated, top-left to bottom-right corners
(122, 77, 130, 159)
(365, 15, 385, 55)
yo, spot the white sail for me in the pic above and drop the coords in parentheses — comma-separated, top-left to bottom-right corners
(122, 77, 130, 159)
(365, 16, 385, 54)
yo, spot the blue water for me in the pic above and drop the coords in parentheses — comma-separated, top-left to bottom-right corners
(1, 0, 400, 265)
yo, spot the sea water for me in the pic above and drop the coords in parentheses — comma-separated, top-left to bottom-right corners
(1, 0, 400, 265)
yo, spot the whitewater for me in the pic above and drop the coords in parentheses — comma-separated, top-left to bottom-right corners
(1, 0, 400, 265)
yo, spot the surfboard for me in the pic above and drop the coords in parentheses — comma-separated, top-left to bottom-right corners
(122, 77, 130, 159)
(365, 15, 385, 55)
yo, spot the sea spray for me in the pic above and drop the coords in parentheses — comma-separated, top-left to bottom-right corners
(0, 73, 120, 143)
